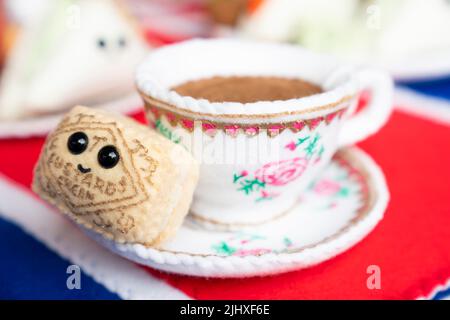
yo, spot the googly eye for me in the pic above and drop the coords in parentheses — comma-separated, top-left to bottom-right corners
(97, 38, 107, 49)
(67, 132, 89, 155)
(98, 145, 120, 169)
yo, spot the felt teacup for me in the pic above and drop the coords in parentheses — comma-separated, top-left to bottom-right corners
(136, 39, 392, 229)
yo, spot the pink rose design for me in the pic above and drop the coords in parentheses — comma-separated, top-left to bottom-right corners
(285, 141, 297, 151)
(313, 179, 341, 195)
(255, 157, 308, 186)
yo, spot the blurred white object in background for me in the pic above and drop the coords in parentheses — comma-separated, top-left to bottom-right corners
(238, 0, 450, 79)
(240, 0, 359, 43)
(380, 0, 450, 58)
(0, 0, 149, 120)
(4, 0, 49, 25)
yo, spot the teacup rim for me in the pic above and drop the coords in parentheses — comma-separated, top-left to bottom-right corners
(136, 38, 359, 119)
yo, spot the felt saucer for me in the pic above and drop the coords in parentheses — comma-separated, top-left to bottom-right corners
(86, 146, 388, 278)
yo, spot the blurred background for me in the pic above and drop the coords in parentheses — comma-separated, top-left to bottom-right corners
(0, 0, 449, 300)
(0, 0, 449, 123)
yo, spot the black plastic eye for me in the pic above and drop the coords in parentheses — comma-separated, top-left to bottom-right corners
(97, 38, 107, 49)
(67, 132, 88, 155)
(118, 37, 127, 48)
(98, 145, 120, 169)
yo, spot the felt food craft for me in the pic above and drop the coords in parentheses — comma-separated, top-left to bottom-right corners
(0, 0, 149, 120)
(32, 106, 199, 246)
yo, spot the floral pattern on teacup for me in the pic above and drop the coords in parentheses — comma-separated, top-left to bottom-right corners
(285, 133, 323, 158)
(232, 171, 268, 202)
(154, 119, 182, 144)
(233, 133, 325, 202)
(255, 157, 308, 186)
(145, 103, 347, 138)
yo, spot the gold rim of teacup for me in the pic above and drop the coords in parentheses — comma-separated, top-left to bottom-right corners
(138, 88, 355, 121)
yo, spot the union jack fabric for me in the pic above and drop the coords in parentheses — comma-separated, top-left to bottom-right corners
(0, 1, 449, 300)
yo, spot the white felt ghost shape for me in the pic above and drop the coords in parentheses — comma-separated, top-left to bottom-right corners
(0, 0, 149, 119)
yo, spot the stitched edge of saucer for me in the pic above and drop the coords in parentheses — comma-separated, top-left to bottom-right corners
(83, 146, 389, 277)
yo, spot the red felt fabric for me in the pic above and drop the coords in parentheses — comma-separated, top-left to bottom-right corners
(147, 109, 450, 300)
(0, 107, 449, 299)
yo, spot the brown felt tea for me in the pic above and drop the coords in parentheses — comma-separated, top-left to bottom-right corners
(171, 76, 323, 103)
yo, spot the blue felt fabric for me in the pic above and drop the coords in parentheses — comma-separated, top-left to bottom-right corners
(0, 217, 119, 300)
(434, 287, 450, 300)
(399, 76, 450, 101)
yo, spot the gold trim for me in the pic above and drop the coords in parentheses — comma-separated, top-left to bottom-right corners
(145, 102, 347, 138)
(138, 88, 354, 120)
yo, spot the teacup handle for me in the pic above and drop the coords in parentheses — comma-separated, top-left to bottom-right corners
(338, 68, 393, 147)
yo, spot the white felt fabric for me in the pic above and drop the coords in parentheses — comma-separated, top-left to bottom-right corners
(0, 0, 149, 119)
(84, 147, 389, 278)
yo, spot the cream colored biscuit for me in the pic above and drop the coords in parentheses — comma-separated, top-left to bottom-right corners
(32, 106, 199, 246)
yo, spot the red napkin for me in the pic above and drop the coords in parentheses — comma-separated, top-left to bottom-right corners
(0, 106, 449, 299)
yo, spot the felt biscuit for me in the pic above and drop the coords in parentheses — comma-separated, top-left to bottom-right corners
(32, 106, 199, 246)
